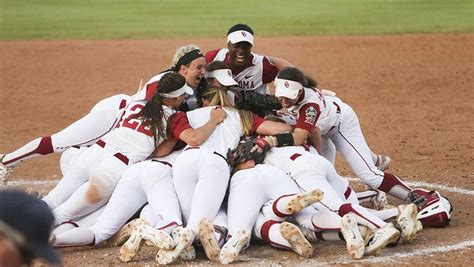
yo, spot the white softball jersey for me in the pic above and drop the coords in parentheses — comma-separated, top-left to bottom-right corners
(102, 102, 175, 164)
(134, 71, 169, 101)
(183, 106, 245, 156)
(205, 49, 279, 95)
(263, 146, 313, 178)
(137, 71, 199, 110)
(274, 88, 340, 135)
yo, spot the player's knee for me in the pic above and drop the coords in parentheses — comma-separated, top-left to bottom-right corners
(87, 177, 116, 203)
(86, 182, 103, 204)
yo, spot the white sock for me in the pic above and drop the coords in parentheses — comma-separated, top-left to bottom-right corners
(320, 231, 343, 241)
(52, 222, 78, 236)
(273, 194, 297, 217)
(259, 221, 291, 249)
(369, 208, 399, 221)
(54, 227, 95, 247)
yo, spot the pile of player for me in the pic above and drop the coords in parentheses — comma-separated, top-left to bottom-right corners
(0, 24, 453, 264)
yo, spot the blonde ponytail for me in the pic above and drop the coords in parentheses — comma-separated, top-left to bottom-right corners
(200, 86, 253, 135)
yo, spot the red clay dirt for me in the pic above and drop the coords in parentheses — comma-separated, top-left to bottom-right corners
(1, 33, 473, 265)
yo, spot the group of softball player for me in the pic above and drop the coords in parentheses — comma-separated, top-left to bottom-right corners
(1, 24, 453, 264)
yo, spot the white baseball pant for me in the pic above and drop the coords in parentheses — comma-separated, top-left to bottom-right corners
(227, 164, 302, 237)
(322, 101, 411, 200)
(2, 94, 127, 167)
(54, 159, 180, 246)
(172, 148, 230, 236)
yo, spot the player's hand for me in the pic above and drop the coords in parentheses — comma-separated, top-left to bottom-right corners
(253, 136, 276, 153)
(210, 107, 226, 124)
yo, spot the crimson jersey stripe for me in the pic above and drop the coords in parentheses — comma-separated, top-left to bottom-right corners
(145, 81, 158, 101)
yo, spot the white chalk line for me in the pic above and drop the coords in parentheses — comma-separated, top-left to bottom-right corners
(7, 177, 474, 196)
(312, 240, 474, 265)
(345, 177, 474, 196)
(360, 240, 474, 263)
(5, 179, 59, 186)
(4, 177, 474, 263)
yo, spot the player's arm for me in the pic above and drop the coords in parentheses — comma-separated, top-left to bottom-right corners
(307, 127, 322, 153)
(256, 103, 320, 148)
(235, 92, 282, 114)
(174, 108, 227, 146)
(254, 119, 293, 136)
(262, 56, 293, 84)
(268, 56, 293, 71)
(153, 138, 178, 158)
(291, 128, 310, 146)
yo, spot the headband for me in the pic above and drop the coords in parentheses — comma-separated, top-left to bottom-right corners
(227, 30, 254, 45)
(173, 49, 204, 71)
(274, 78, 304, 99)
(205, 69, 238, 87)
(159, 83, 194, 98)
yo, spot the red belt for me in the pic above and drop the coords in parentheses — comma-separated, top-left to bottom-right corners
(96, 140, 129, 165)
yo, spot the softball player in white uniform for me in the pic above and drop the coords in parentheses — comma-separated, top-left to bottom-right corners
(263, 146, 422, 254)
(143, 45, 206, 111)
(271, 67, 415, 202)
(52, 108, 226, 259)
(0, 93, 130, 184)
(52, 153, 179, 247)
(221, 160, 323, 264)
(0, 45, 205, 184)
(156, 87, 292, 264)
(205, 23, 291, 95)
(42, 73, 192, 226)
(50, 47, 224, 258)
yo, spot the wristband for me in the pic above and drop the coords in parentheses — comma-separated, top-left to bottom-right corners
(275, 133, 294, 147)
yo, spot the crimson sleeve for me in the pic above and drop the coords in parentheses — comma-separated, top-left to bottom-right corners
(250, 113, 266, 133)
(169, 112, 192, 139)
(295, 103, 321, 133)
(262, 56, 279, 84)
(145, 81, 158, 101)
(205, 49, 220, 64)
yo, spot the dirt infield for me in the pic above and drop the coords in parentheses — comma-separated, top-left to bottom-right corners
(1, 33, 473, 265)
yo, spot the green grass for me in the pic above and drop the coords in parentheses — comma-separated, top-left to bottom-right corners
(0, 0, 472, 40)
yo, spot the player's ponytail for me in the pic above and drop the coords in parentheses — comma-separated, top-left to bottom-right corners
(238, 110, 253, 136)
(305, 75, 318, 88)
(199, 86, 252, 135)
(139, 88, 165, 146)
(139, 72, 187, 146)
(201, 87, 235, 108)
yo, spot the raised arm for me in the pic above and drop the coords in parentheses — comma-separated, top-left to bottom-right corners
(268, 56, 293, 71)
(176, 108, 226, 146)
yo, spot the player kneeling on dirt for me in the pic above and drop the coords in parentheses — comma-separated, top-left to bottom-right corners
(219, 137, 322, 264)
